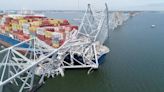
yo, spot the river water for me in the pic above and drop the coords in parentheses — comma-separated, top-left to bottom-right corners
(3, 11, 164, 92)
(38, 11, 164, 92)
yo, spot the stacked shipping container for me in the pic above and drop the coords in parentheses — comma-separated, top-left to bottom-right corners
(0, 15, 78, 48)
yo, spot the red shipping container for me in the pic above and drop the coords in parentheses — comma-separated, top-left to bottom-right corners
(1, 26, 5, 30)
(71, 25, 78, 30)
(42, 19, 50, 24)
(18, 30, 23, 35)
(16, 33, 24, 41)
(21, 37, 28, 41)
(45, 37, 52, 41)
(46, 28, 55, 32)
(37, 34, 45, 41)
(60, 19, 69, 26)
(65, 25, 73, 31)
(24, 34, 30, 39)
(60, 40, 65, 46)
(44, 39, 52, 46)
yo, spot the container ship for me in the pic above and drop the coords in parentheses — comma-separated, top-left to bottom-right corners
(0, 13, 78, 48)
(0, 12, 109, 66)
(0, 4, 110, 92)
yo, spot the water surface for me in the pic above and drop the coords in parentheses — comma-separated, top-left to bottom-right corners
(37, 11, 164, 92)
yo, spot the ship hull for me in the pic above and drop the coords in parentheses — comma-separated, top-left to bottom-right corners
(0, 34, 29, 48)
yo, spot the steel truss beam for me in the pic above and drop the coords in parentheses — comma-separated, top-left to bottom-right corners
(0, 3, 112, 92)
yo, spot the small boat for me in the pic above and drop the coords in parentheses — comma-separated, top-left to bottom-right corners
(151, 25, 156, 28)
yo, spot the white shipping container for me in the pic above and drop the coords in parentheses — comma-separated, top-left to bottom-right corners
(12, 24, 17, 31)
(52, 32, 63, 40)
(36, 28, 45, 35)
(0, 17, 6, 25)
(65, 26, 72, 31)
(22, 23, 30, 29)
(54, 27, 59, 31)
(70, 29, 78, 39)
(13, 27, 17, 31)
(23, 29, 30, 34)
